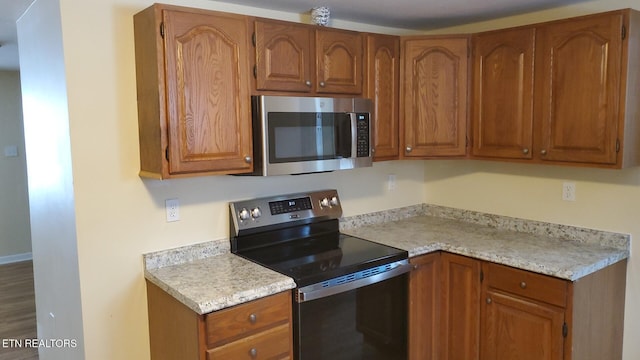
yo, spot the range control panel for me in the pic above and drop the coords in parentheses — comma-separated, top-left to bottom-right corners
(230, 189, 342, 236)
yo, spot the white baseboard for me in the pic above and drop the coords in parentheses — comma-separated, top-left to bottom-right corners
(0, 252, 33, 265)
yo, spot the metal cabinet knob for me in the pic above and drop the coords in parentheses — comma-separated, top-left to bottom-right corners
(406, 146, 413, 153)
(486, 298, 492, 304)
(249, 313, 257, 324)
(305, 80, 312, 87)
(541, 149, 547, 155)
(244, 156, 252, 163)
(319, 81, 326, 87)
(522, 148, 529, 154)
(520, 281, 527, 289)
(249, 348, 257, 358)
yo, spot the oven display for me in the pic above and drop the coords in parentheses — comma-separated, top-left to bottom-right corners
(269, 197, 313, 215)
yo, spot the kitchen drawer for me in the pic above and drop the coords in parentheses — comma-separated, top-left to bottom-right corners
(206, 323, 291, 360)
(205, 291, 291, 347)
(483, 262, 567, 307)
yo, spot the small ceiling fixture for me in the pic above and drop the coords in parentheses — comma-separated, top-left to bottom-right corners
(311, 6, 330, 26)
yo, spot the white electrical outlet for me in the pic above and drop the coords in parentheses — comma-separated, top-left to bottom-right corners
(388, 174, 397, 191)
(165, 198, 180, 222)
(562, 182, 576, 201)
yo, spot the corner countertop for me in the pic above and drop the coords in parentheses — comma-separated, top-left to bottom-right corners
(340, 208, 629, 281)
(144, 204, 630, 314)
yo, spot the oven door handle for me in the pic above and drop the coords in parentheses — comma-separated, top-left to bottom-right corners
(295, 260, 411, 303)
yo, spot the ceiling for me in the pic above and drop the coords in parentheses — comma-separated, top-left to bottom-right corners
(0, 0, 588, 70)
(221, 0, 588, 28)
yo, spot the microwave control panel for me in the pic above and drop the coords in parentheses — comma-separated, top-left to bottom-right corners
(356, 113, 370, 157)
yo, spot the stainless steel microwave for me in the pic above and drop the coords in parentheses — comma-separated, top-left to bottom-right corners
(245, 95, 373, 176)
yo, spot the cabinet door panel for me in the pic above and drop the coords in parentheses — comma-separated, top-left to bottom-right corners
(402, 37, 468, 157)
(255, 20, 313, 92)
(472, 27, 535, 159)
(409, 253, 440, 360)
(482, 290, 564, 360)
(163, 10, 252, 174)
(316, 30, 363, 94)
(536, 13, 623, 164)
(441, 253, 481, 360)
(366, 34, 400, 161)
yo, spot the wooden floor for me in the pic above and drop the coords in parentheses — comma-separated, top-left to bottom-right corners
(0, 261, 38, 360)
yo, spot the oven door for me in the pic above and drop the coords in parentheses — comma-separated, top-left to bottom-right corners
(293, 270, 408, 360)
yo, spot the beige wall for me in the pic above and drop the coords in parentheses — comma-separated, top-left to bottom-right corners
(17, 0, 639, 359)
(0, 70, 31, 262)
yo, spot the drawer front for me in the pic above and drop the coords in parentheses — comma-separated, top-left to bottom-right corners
(484, 262, 567, 307)
(207, 323, 291, 360)
(206, 291, 291, 347)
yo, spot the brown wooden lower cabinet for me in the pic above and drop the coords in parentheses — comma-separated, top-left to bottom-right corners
(146, 281, 293, 360)
(441, 253, 481, 360)
(409, 252, 441, 359)
(409, 252, 627, 360)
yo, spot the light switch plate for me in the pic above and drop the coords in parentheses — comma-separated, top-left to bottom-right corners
(4, 145, 18, 157)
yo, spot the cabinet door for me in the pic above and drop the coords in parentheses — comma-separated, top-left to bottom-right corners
(471, 27, 535, 159)
(254, 20, 314, 92)
(536, 13, 623, 164)
(441, 253, 481, 360)
(366, 34, 400, 161)
(401, 37, 468, 158)
(408, 253, 440, 360)
(481, 290, 565, 360)
(163, 9, 253, 175)
(316, 29, 363, 94)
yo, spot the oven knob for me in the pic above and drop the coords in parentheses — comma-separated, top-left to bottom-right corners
(330, 196, 339, 206)
(320, 198, 330, 208)
(250, 207, 262, 219)
(238, 208, 251, 221)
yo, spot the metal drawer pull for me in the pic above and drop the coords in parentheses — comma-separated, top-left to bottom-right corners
(249, 348, 257, 358)
(486, 298, 492, 304)
(249, 313, 257, 323)
(520, 281, 527, 289)
(522, 148, 529, 154)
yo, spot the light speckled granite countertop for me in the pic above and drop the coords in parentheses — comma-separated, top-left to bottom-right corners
(144, 204, 630, 314)
(341, 204, 630, 281)
(144, 240, 295, 315)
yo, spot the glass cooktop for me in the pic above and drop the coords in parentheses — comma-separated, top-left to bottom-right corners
(236, 232, 407, 287)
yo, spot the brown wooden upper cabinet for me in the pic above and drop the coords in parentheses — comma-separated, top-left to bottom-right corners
(401, 36, 469, 158)
(254, 19, 363, 94)
(134, 4, 253, 178)
(535, 10, 637, 167)
(471, 9, 640, 168)
(366, 34, 400, 161)
(471, 27, 535, 160)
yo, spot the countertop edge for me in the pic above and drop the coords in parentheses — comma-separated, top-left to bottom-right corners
(405, 244, 629, 281)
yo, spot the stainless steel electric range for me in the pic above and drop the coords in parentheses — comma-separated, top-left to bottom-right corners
(230, 189, 411, 360)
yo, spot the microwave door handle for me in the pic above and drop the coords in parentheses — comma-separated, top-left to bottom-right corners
(349, 113, 357, 158)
